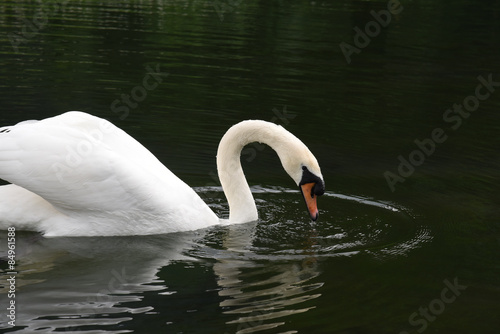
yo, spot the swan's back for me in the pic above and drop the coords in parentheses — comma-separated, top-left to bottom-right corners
(0, 112, 218, 236)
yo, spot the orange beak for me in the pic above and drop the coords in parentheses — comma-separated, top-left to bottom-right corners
(300, 182, 319, 221)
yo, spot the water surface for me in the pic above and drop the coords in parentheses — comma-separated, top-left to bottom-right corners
(0, 1, 499, 333)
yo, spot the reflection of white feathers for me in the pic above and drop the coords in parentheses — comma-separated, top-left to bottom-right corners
(212, 223, 323, 334)
(0, 231, 198, 330)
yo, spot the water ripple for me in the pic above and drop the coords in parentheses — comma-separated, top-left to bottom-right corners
(189, 185, 432, 333)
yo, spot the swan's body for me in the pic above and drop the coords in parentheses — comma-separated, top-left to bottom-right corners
(0, 112, 324, 237)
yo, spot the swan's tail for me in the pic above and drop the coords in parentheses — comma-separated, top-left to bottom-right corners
(0, 184, 59, 233)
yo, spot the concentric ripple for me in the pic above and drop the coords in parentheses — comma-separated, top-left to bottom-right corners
(192, 185, 432, 259)
(189, 185, 432, 333)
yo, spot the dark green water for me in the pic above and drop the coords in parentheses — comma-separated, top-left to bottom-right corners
(0, 0, 499, 333)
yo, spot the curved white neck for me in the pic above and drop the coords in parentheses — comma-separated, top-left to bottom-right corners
(216, 120, 313, 223)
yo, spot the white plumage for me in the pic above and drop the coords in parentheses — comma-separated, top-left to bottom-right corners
(0, 112, 323, 237)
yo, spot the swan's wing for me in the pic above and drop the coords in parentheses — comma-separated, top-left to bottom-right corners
(0, 112, 216, 228)
(0, 184, 63, 232)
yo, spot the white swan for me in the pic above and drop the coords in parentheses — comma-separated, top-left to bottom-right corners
(0, 112, 324, 237)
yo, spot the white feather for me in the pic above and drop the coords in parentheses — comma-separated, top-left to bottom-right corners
(0, 112, 217, 236)
(0, 112, 323, 236)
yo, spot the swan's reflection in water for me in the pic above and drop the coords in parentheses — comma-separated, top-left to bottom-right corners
(0, 191, 427, 333)
(0, 231, 196, 331)
(0, 224, 324, 333)
(209, 222, 324, 334)
(217, 260, 322, 334)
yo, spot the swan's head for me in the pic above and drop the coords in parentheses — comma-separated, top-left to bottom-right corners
(298, 165, 325, 221)
(276, 135, 325, 221)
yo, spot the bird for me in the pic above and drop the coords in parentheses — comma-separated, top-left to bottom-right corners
(0, 111, 324, 237)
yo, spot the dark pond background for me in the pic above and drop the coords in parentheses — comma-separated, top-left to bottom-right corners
(0, 0, 499, 333)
